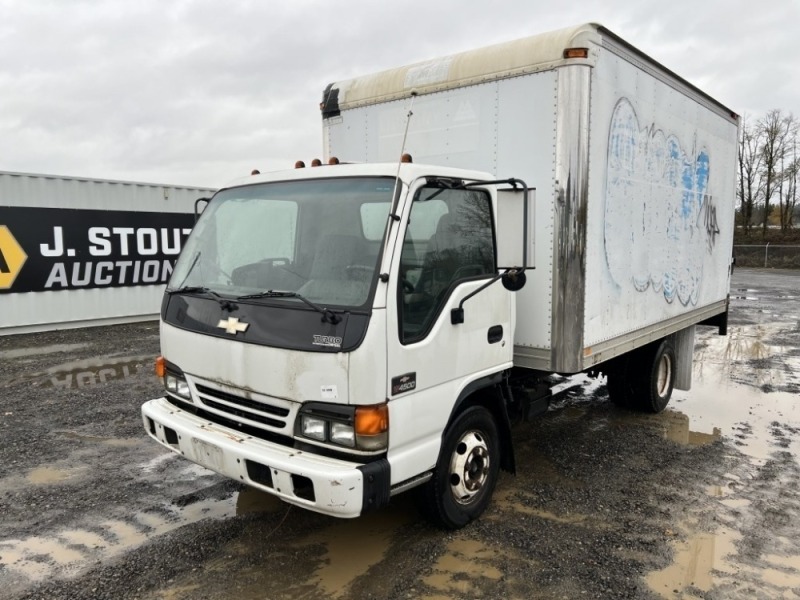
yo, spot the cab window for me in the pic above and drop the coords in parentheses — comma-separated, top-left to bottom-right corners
(398, 186, 495, 343)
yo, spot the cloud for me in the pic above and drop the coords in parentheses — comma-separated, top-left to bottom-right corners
(0, 0, 798, 187)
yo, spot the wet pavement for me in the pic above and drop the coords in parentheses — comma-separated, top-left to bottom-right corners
(0, 268, 798, 599)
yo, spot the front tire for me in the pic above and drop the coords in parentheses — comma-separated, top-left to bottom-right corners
(421, 406, 500, 529)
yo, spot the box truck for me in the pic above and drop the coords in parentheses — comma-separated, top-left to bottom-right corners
(142, 23, 738, 528)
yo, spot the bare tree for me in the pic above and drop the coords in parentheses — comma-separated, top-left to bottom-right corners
(777, 119, 799, 231)
(782, 139, 799, 230)
(737, 115, 762, 235)
(758, 109, 794, 236)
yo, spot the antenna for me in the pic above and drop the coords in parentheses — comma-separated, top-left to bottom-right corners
(389, 90, 418, 218)
(396, 90, 418, 168)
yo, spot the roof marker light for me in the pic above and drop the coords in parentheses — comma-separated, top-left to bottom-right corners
(563, 48, 589, 59)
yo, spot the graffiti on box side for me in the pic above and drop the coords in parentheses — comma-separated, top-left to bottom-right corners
(604, 98, 719, 307)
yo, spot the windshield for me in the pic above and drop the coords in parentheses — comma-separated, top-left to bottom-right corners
(169, 177, 395, 309)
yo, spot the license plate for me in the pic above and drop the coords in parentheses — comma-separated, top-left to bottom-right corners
(191, 438, 224, 470)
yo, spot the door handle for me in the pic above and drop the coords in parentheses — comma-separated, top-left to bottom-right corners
(487, 325, 503, 344)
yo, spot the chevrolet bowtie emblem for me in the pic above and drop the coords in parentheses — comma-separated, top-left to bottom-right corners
(217, 316, 249, 335)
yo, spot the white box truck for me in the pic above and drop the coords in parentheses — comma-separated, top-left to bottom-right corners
(142, 23, 738, 528)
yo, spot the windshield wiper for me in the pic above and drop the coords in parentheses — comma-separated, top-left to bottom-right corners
(167, 285, 217, 296)
(166, 286, 238, 311)
(236, 290, 342, 324)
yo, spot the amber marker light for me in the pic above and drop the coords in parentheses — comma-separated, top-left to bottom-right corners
(563, 48, 589, 59)
(355, 404, 389, 451)
(155, 356, 166, 378)
(356, 404, 389, 434)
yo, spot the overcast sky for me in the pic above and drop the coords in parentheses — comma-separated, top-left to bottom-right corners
(1, 0, 798, 188)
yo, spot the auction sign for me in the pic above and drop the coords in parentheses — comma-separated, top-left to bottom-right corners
(0, 207, 194, 294)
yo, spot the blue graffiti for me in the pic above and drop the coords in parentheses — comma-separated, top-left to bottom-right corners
(604, 98, 715, 307)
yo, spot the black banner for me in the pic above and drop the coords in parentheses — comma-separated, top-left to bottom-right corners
(0, 206, 194, 294)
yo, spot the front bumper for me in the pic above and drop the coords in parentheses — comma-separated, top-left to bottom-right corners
(142, 397, 389, 518)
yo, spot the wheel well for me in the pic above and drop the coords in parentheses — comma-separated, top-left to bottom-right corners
(447, 384, 515, 475)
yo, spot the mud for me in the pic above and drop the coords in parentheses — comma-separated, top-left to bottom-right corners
(1, 268, 799, 599)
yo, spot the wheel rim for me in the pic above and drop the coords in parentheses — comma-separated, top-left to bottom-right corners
(656, 352, 673, 398)
(448, 430, 490, 505)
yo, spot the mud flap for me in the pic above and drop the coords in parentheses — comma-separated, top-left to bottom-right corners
(670, 326, 695, 392)
(358, 458, 391, 514)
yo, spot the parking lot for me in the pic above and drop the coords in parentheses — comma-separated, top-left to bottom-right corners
(1, 268, 799, 600)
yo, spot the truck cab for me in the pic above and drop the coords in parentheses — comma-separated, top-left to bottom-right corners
(142, 162, 523, 528)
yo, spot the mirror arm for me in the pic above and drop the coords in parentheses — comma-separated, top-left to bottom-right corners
(451, 267, 528, 325)
(450, 273, 504, 324)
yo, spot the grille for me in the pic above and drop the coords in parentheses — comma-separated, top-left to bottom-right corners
(194, 383, 291, 430)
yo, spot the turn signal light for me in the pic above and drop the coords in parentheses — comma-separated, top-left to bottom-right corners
(355, 404, 389, 435)
(155, 356, 166, 378)
(355, 404, 389, 451)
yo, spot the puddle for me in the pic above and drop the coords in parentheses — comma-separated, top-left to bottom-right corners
(693, 323, 800, 391)
(140, 452, 178, 473)
(161, 493, 419, 600)
(646, 313, 800, 599)
(157, 584, 203, 600)
(423, 538, 504, 597)
(761, 555, 800, 588)
(558, 401, 721, 451)
(649, 520, 800, 597)
(59, 431, 141, 448)
(0, 343, 90, 360)
(719, 497, 751, 510)
(707, 483, 736, 498)
(0, 491, 239, 583)
(647, 525, 741, 597)
(673, 377, 800, 461)
(43, 355, 153, 389)
(235, 487, 284, 516)
(302, 501, 415, 598)
(26, 466, 85, 484)
(3, 354, 153, 389)
(492, 487, 597, 525)
(658, 411, 721, 447)
(25, 441, 141, 484)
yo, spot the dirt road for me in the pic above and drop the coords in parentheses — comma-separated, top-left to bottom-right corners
(1, 268, 798, 599)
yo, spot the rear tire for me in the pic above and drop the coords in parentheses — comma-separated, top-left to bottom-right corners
(631, 339, 675, 413)
(421, 406, 500, 530)
(606, 340, 676, 413)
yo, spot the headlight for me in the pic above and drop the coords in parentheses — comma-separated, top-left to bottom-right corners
(164, 372, 191, 401)
(330, 422, 355, 447)
(300, 415, 326, 441)
(296, 402, 388, 451)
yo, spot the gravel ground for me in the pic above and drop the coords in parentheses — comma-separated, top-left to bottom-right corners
(1, 268, 798, 600)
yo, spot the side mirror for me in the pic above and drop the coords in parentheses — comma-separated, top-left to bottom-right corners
(496, 186, 535, 270)
(501, 269, 526, 291)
